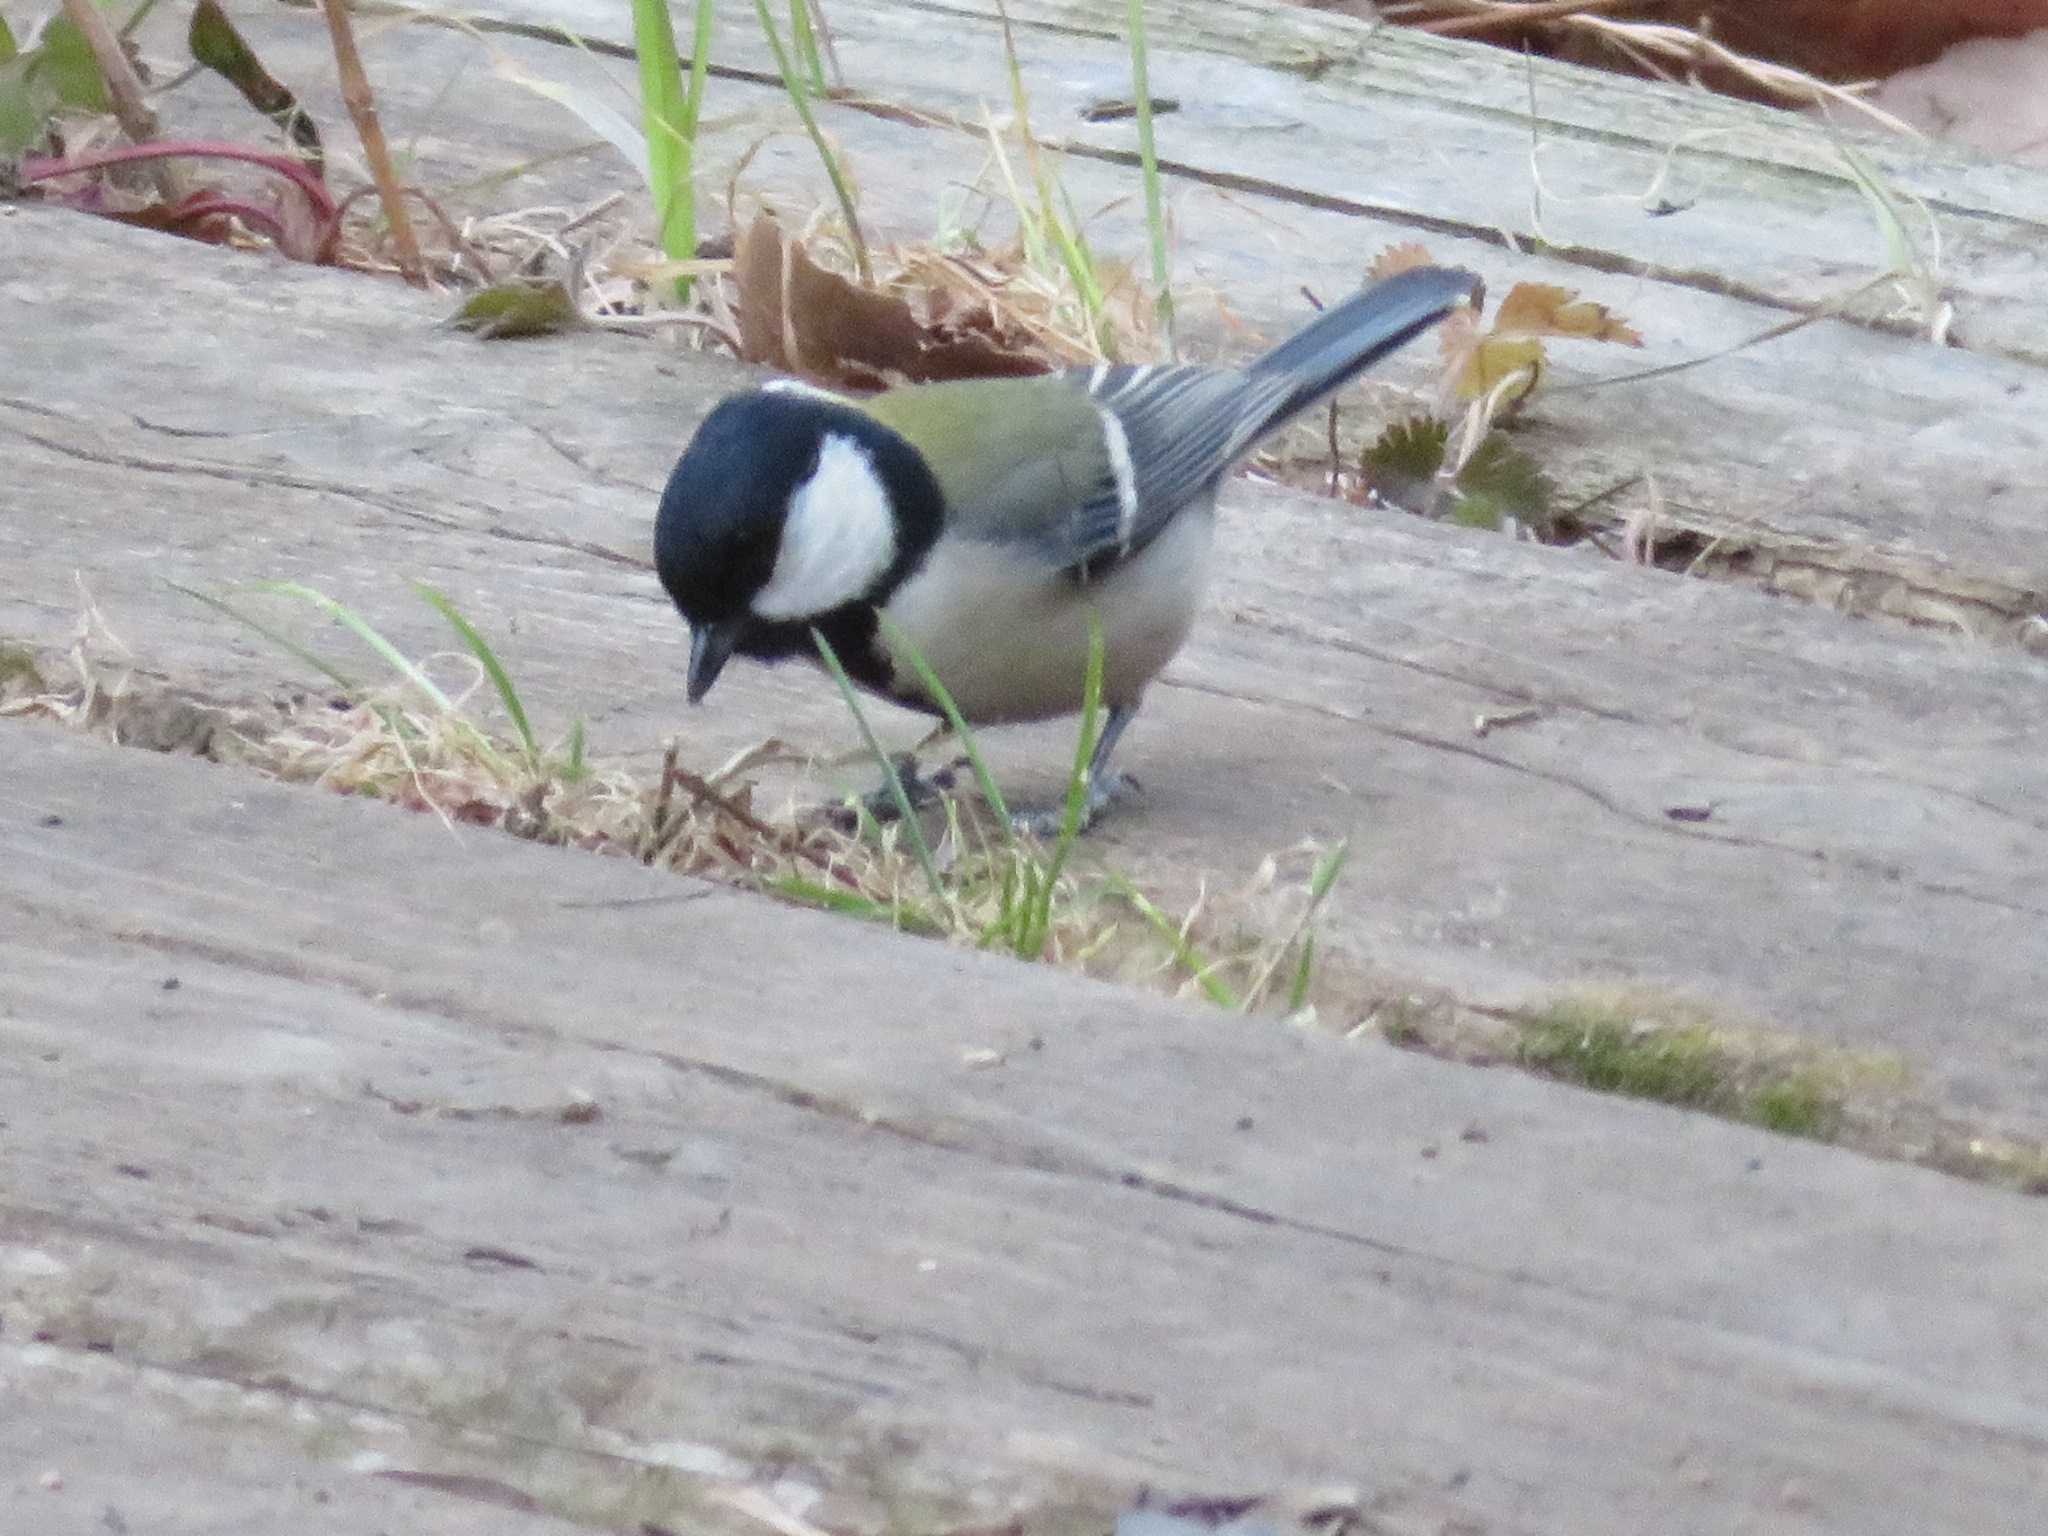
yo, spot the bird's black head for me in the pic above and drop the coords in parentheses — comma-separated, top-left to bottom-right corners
(654, 385, 944, 702)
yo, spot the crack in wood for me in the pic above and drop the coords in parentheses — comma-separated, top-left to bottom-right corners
(1161, 676, 2048, 921)
(1220, 606, 2048, 835)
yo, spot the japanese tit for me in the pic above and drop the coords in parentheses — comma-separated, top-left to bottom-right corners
(654, 264, 1480, 828)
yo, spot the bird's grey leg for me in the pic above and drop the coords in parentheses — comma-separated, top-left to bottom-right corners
(1015, 702, 1141, 839)
(836, 753, 956, 829)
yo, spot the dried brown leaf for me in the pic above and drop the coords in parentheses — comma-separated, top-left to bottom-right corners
(1492, 282, 1643, 346)
(732, 214, 1051, 389)
(1370, 241, 1437, 281)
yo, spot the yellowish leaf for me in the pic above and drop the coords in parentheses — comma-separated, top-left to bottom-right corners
(1455, 335, 1544, 402)
(1370, 241, 1436, 281)
(1493, 282, 1643, 345)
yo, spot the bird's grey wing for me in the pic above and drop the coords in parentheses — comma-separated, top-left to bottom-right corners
(1050, 364, 1281, 577)
(1053, 268, 1480, 575)
(865, 368, 1296, 580)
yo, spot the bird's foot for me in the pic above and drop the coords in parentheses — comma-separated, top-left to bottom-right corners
(1012, 770, 1139, 841)
(826, 755, 959, 831)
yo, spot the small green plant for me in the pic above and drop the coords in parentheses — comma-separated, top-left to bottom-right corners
(814, 614, 1114, 963)
(0, 9, 109, 156)
(1515, 1007, 1727, 1106)
(1747, 1075, 1834, 1138)
(1512, 1000, 1841, 1139)
(1123, 0, 1173, 354)
(991, 0, 1117, 358)
(748, 0, 869, 282)
(629, 0, 713, 298)
(162, 580, 1342, 1013)
(172, 580, 587, 787)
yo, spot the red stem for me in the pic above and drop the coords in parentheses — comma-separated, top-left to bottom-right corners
(165, 193, 295, 250)
(20, 140, 341, 256)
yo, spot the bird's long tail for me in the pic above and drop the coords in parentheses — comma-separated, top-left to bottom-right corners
(1234, 265, 1482, 449)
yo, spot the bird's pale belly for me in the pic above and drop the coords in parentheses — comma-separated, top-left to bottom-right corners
(875, 503, 1214, 724)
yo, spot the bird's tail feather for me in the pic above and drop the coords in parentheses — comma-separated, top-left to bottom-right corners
(1239, 265, 1482, 443)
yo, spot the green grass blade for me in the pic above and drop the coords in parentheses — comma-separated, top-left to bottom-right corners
(1105, 868, 1239, 1008)
(1243, 837, 1349, 1013)
(993, 0, 1111, 357)
(1285, 932, 1316, 1014)
(630, 0, 694, 297)
(1017, 616, 1103, 956)
(788, 0, 825, 93)
(770, 874, 891, 918)
(874, 611, 1013, 835)
(750, 0, 870, 283)
(1047, 617, 1103, 862)
(248, 581, 455, 711)
(165, 580, 361, 697)
(1308, 837, 1350, 903)
(1124, 0, 1173, 354)
(561, 717, 589, 782)
(773, 874, 947, 936)
(810, 627, 942, 893)
(681, 0, 713, 141)
(1051, 179, 1113, 358)
(416, 583, 539, 773)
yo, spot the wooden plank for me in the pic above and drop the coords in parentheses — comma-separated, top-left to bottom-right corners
(4, 1349, 590, 1535)
(4, 205, 2047, 1146)
(4, 725, 2046, 1533)
(459, 0, 2048, 359)
(138, 0, 2048, 630)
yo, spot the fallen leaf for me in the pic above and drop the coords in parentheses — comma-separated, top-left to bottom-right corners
(733, 213, 1055, 388)
(1493, 281, 1643, 345)
(1455, 335, 1544, 403)
(448, 281, 581, 339)
(1369, 241, 1436, 280)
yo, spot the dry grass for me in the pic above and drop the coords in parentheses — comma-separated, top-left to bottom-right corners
(0, 608, 1345, 1017)
(1384, 1, 1921, 135)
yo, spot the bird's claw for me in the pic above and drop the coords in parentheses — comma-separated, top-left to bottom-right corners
(1012, 771, 1139, 841)
(826, 755, 957, 832)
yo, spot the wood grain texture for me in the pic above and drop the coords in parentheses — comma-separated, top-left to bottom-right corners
(4, 205, 2046, 1139)
(8, 12, 2048, 1519)
(135, 0, 2048, 619)
(4, 726, 2046, 1533)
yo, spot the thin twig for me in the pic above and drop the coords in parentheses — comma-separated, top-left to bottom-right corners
(60, 0, 184, 203)
(652, 742, 867, 891)
(316, 0, 425, 284)
(1419, 0, 1637, 38)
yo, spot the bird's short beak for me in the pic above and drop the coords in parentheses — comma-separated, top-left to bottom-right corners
(687, 621, 740, 704)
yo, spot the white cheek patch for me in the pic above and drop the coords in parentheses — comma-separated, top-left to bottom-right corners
(752, 432, 899, 621)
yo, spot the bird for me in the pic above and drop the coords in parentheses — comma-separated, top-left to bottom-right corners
(654, 263, 1481, 831)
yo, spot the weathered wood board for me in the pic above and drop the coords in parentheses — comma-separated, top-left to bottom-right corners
(5, 727, 2047, 1535)
(4, 203, 2047, 1143)
(8, 1, 2048, 1524)
(137, 0, 2048, 629)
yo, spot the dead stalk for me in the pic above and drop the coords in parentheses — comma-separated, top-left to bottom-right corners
(60, 0, 184, 204)
(1418, 0, 1637, 37)
(316, 0, 425, 284)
